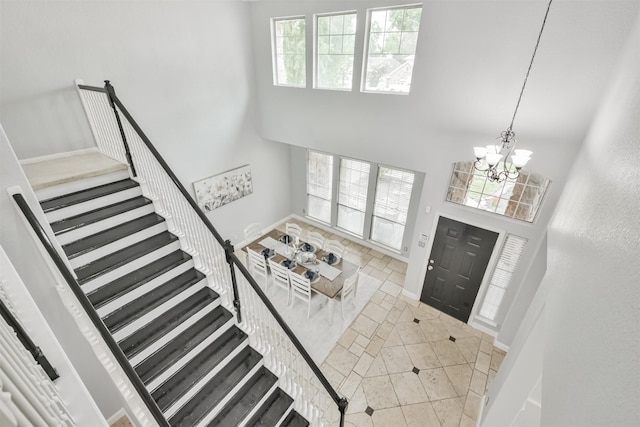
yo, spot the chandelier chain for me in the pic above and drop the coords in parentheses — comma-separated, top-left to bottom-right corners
(508, 0, 554, 131)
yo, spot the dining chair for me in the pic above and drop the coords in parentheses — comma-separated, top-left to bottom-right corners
(324, 239, 345, 259)
(336, 268, 360, 318)
(285, 222, 303, 241)
(305, 231, 325, 252)
(289, 270, 316, 318)
(247, 248, 269, 290)
(243, 222, 262, 242)
(268, 258, 291, 304)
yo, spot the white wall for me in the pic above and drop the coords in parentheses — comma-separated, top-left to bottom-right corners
(0, 0, 292, 243)
(0, 125, 127, 419)
(482, 13, 640, 426)
(250, 0, 639, 340)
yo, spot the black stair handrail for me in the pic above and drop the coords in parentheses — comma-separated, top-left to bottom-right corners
(0, 297, 59, 382)
(78, 81, 348, 424)
(12, 193, 170, 427)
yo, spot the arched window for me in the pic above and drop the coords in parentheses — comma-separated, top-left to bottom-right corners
(446, 161, 550, 222)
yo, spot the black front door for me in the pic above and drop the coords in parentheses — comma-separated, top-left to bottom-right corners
(420, 217, 498, 322)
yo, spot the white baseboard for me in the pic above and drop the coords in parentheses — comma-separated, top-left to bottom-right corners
(19, 147, 98, 165)
(493, 339, 510, 352)
(107, 408, 131, 425)
(401, 289, 420, 300)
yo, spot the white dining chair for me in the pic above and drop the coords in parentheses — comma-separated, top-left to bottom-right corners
(289, 270, 317, 318)
(336, 268, 360, 318)
(247, 248, 269, 290)
(324, 239, 345, 259)
(285, 222, 303, 241)
(244, 222, 262, 242)
(268, 258, 291, 304)
(305, 231, 325, 252)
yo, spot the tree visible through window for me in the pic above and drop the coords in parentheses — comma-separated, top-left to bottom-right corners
(316, 12, 357, 90)
(307, 151, 333, 223)
(363, 5, 422, 93)
(446, 161, 550, 222)
(371, 167, 414, 250)
(273, 17, 306, 87)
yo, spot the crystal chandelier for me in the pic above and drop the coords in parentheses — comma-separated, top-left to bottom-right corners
(474, 0, 553, 182)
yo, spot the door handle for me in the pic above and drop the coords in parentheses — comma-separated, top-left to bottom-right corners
(428, 265, 433, 270)
(429, 259, 434, 264)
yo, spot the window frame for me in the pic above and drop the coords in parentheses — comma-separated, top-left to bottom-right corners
(304, 149, 420, 256)
(361, 3, 423, 95)
(314, 11, 358, 91)
(306, 150, 334, 224)
(271, 16, 307, 88)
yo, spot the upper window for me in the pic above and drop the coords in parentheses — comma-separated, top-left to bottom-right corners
(315, 12, 357, 90)
(337, 158, 371, 236)
(446, 161, 550, 222)
(362, 5, 423, 94)
(371, 167, 415, 250)
(272, 17, 306, 87)
(307, 151, 333, 223)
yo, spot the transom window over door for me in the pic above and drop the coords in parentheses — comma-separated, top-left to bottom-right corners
(272, 17, 306, 87)
(371, 167, 415, 250)
(316, 12, 357, 90)
(307, 151, 333, 223)
(337, 158, 370, 236)
(363, 4, 423, 94)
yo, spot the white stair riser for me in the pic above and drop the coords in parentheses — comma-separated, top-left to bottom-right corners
(35, 170, 131, 201)
(273, 406, 295, 427)
(70, 222, 168, 269)
(97, 259, 194, 317)
(238, 381, 279, 427)
(80, 241, 181, 293)
(112, 280, 207, 342)
(145, 319, 237, 393)
(161, 340, 250, 419)
(128, 303, 218, 367)
(56, 204, 156, 245)
(192, 360, 265, 427)
(45, 187, 142, 222)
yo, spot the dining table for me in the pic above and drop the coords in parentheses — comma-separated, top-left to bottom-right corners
(242, 229, 359, 324)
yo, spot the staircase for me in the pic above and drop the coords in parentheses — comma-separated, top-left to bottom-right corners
(36, 168, 309, 427)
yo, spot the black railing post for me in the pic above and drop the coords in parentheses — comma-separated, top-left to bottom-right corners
(104, 80, 137, 177)
(338, 397, 348, 427)
(223, 239, 242, 323)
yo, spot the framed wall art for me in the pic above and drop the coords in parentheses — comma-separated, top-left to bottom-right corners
(193, 164, 253, 211)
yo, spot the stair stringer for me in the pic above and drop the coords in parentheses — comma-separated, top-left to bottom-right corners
(48, 266, 156, 427)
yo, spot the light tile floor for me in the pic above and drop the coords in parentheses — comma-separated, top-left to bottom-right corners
(276, 219, 506, 427)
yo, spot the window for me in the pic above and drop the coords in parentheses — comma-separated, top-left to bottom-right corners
(363, 5, 422, 93)
(446, 161, 550, 222)
(272, 17, 306, 87)
(371, 167, 414, 250)
(337, 158, 370, 236)
(479, 235, 527, 321)
(316, 12, 357, 90)
(307, 151, 333, 223)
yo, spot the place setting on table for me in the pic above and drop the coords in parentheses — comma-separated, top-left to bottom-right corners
(244, 229, 358, 309)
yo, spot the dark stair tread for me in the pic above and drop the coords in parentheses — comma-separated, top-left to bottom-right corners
(207, 367, 278, 427)
(245, 388, 294, 427)
(136, 303, 232, 386)
(151, 324, 246, 410)
(75, 231, 178, 284)
(168, 346, 263, 427)
(63, 213, 165, 259)
(119, 287, 218, 359)
(40, 179, 139, 212)
(51, 196, 152, 235)
(281, 411, 310, 427)
(103, 269, 206, 333)
(87, 250, 191, 309)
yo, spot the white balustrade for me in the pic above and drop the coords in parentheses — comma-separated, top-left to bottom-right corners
(77, 84, 341, 426)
